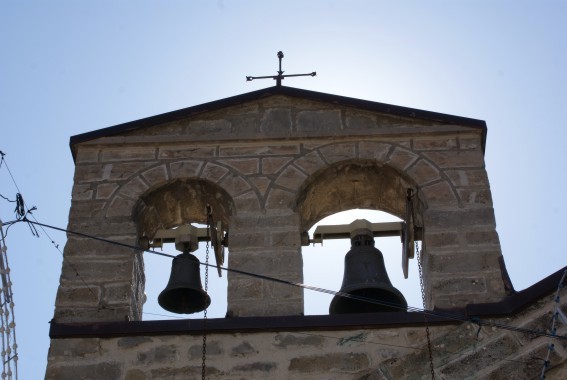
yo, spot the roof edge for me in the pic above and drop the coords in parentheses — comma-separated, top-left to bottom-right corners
(69, 86, 488, 161)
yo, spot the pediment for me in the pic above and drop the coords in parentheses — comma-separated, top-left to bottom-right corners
(70, 86, 486, 160)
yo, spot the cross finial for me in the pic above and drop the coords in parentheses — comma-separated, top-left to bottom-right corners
(246, 51, 316, 87)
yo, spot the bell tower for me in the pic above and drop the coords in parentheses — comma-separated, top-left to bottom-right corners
(45, 86, 563, 380)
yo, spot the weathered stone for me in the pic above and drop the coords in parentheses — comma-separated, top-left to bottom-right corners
(293, 150, 326, 175)
(265, 188, 294, 209)
(249, 176, 272, 196)
(187, 119, 231, 134)
(465, 230, 500, 246)
(158, 146, 216, 159)
(459, 136, 481, 150)
(233, 190, 261, 212)
(101, 147, 156, 162)
(430, 275, 486, 295)
(425, 231, 460, 248)
(120, 176, 149, 199)
(125, 369, 148, 380)
(49, 338, 100, 357)
(387, 146, 419, 171)
(96, 183, 119, 199)
(275, 164, 308, 191)
(296, 110, 342, 133)
(150, 366, 219, 378)
(219, 158, 259, 175)
(274, 333, 325, 348)
(75, 148, 99, 163)
(289, 352, 369, 373)
(424, 208, 496, 228)
(61, 259, 133, 283)
(169, 160, 203, 179)
(103, 282, 132, 305)
(260, 108, 292, 134)
(457, 188, 493, 205)
(406, 159, 440, 185)
(233, 361, 277, 372)
(445, 169, 489, 187)
(346, 112, 377, 131)
(319, 142, 357, 164)
(201, 162, 229, 183)
(72, 184, 93, 200)
(423, 150, 484, 168)
(440, 334, 520, 376)
(262, 157, 293, 174)
(137, 345, 179, 364)
(117, 336, 153, 349)
(413, 137, 457, 151)
(219, 144, 299, 157)
(421, 180, 457, 205)
(56, 286, 101, 306)
(219, 173, 251, 196)
(358, 141, 391, 162)
(189, 340, 222, 359)
(106, 196, 136, 217)
(231, 341, 258, 357)
(45, 362, 122, 380)
(141, 164, 169, 187)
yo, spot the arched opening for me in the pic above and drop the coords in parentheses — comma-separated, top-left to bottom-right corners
(296, 160, 424, 315)
(133, 179, 235, 320)
(302, 209, 421, 315)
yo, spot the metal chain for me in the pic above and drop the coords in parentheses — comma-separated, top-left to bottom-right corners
(417, 241, 435, 380)
(202, 210, 211, 380)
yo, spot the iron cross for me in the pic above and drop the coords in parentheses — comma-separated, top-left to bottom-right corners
(246, 51, 316, 87)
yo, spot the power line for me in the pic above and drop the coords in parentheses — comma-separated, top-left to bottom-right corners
(10, 218, 566, 342)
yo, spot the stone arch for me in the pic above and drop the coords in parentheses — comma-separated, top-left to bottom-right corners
(132, 178, 235, 241)
(295, 159, 419, 232)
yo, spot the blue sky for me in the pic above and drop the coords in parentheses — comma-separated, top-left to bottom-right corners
(1, 1, 566, 378)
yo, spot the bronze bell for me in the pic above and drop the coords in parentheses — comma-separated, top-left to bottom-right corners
(329, 231, 407, 314)
(158, 252, 211, 314)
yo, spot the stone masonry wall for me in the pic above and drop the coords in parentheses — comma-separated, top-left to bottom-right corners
(55, 95, 507, 322)
(46, 294, 567, 379)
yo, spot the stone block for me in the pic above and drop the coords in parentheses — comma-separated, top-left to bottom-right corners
(345, 112, 377, 131)
(260, 108, 292, 134)
(270, 230, 301, 248)
(289, 352, 369, 373)
(229, 232, 268, 249)
(48, 338, 100, 358)
(465, 230, 500, 246)
(459, 136, 481, 150)
(430, 275, 486, 295)
(125, 369, 148, 380)
(296, 110, 342, 133)
(169, 159, 204, 178)
(440, 334, 520, 377)
(387, 147, 419, 171)
(262, 157, 293, 174)
(219, 144, 299, 157)
(250, 176, 271, 196)
(61, 259, 133, 283)
(106, 196, 136, 217)
(137, 345, 179, 364)
(141, 164, 169, 186)
(406, 159, 440, 185)
(424, 231, 460, 248)
(421, 181, 457, 205)
(424, 208, 496, 228)
(358, 141, 392, 162)
(426, 251, 501, 273)
(233, 191, 261, 212)
(96, 183, 119, 199)
(69, 200, 106, 219)
(423, 150, 484, 168)
(119, 177, 149, 199)
(275, 165, 308, 191)
(150, 366, 219, 379)
(201, 162, 229, 183)
(413, 137, 458, 151)
(72, 184, 93, 201)
(45, 363, 122, 380)
(75, 149, 99, 163)
(233, 361, 278, 373)
(229, 278, 264, 300)
(117, 336, 153, 349)
(103, 283, 132, 306)
(445, 169, 489, 187)
(56, 285, 101, 306)
(187, 119, 231, 135)
(158, 146, 216, 159)
(265, 188, 294, 210)
(273, 333, 325, 348)
(189, 340, 223, 359)
(319, 143, 357, 164)
(219, 173, 251, 196)
(101, 147, 156, 162)
(219, 158, 259, 175)
(293, 151, 325, 175)
(231, 341, 258, 357)
(457, 188, 493, 206)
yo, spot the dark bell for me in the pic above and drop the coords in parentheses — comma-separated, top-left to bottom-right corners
(329, 233, 407, 314)
(158, 252, 211, 314)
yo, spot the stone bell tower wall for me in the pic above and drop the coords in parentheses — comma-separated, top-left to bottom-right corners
(54, 94, 507, 323)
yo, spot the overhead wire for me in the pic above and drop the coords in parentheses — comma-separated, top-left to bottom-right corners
(5, 218, 564, 342)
